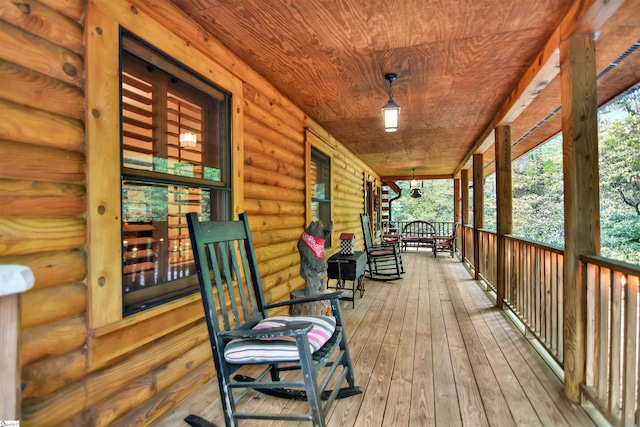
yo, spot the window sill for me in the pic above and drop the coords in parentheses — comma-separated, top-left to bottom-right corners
(88, 293, 203, 369)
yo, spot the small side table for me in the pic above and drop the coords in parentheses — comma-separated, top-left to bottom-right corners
(326, 251, 366, 308)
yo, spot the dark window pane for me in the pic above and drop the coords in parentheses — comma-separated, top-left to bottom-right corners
(311, 148, 331, 247)
(120, 33, 231, 315)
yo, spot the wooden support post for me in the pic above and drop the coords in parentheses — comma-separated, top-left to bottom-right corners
(495, 126, 512, 309)
(0, 265, 35, 420)
(560, 33, 600, 403)
(453, 177, 461, 257)
(453, 178, 461, 224)
(473, 153, 484, 280)
(0, 294, 20, 420)
(460, 169, 469, 261)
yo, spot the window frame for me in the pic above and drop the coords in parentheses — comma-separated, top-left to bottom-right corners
(304, 129, 334, 247)
(86, 14, 244, 337)
(310, 147, 332, 247)
(119, 33, 233, 315)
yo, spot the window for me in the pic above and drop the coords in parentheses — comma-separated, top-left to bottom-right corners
(120, 34, 232, 315)
(311, 147, 331, 247)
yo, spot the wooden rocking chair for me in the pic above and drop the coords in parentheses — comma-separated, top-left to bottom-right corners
(360, 214, 404, 280)
(186, 212, 361, 427)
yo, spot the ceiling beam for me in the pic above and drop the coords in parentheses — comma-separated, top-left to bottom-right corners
(453, 0, 624, 176)
(497, 48, 560, 127)
(382, 180, 401, 194)
(381, 174, 454, 181)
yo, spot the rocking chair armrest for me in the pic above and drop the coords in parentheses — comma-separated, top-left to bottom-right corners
(265, 291, 344, 310)
(220, 323, 314, 340)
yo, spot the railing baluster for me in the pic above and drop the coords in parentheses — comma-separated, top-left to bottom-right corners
(586, 262, 597, 387)
(610, 270, 622, 415)
(558, 255, 564, 362)
(597, 266, 611, 401)
(551, 252, 558, 354)
(622, 274, 638, 426)
(544, 250, 551, 347)
(527, 244, 533, 328)
(535, 246, 541, 335)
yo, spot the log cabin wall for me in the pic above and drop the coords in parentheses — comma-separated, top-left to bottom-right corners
(330, 141, 373, 250)
(0, 0, 378, 425)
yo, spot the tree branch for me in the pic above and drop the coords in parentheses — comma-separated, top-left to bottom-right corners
(617, 188, 640, 215)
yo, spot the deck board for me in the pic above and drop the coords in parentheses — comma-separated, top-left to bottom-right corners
(152, 252, 596, 427)
(409, 253, 436, 426)
(430, 265, 463, 427)
(383, 257, 418, 426)
(441, 260, 515, 427)
(356, 252, 413, 426)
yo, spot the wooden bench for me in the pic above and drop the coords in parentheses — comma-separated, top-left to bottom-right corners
(401, 220, 436, 253)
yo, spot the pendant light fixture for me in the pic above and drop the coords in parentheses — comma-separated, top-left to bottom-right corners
(410, 168, 422, 198)
(382, 73, 400, 132)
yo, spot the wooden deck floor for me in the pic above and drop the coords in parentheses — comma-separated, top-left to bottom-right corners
(153, 252, 595, 427)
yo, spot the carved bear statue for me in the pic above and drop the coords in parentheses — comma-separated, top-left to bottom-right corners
(297, 219, 333, 296)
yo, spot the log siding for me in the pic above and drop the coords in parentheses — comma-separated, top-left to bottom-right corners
(0, 0, 378, 425)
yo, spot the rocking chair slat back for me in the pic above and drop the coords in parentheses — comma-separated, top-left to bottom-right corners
(188, 215, 265, 333)
(361, 214, 375, 249)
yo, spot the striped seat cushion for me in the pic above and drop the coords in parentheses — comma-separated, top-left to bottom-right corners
(224, 315, 336, 364)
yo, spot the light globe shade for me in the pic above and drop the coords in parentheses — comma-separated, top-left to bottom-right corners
(410, 187, 422, 198)
(382, 100, 400, 132)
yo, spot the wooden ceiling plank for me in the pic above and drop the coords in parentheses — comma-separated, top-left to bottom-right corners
(454, 0, 624, 176)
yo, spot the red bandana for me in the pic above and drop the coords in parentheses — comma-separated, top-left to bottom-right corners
(301, 232, 325, 258)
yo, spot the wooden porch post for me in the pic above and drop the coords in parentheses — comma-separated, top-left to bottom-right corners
(495, 126, 512, 309)
(473, 153, 484, 280)
(560, 33, 600, 402)
(453, 178, 461, 224)
(0, 265, 34, 420)
(461, 169, 469, 261)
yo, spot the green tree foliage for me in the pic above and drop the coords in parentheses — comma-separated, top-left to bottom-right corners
(487, 94, 639, 263)
(391, 179, 453, 222)
(599, 109, 640, 263)
(484, 174, 496, 231)
(602, 88, 640, 115)
(511, 135, 565, 248)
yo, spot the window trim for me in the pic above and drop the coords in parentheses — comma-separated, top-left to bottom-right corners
(310, 147, 332, 247)
(85, 11, 244, 337)
(304, 129, 334, 246)
(119, 33, 233, 315)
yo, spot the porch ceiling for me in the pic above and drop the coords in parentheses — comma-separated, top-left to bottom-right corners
(169, 0, 640, 179)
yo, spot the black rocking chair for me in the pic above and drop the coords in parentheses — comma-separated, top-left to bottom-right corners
(186, 212, 361, 427)
(360, 214, 404, 281)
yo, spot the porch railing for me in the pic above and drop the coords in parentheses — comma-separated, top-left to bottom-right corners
(457, 225, 640, 425)
(581, 255, 640, 427)
(478, 229, 497, 291)
(468, 230, 564, 365)
(462, 224, 474, 265)
(504, 235, 564, 366)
